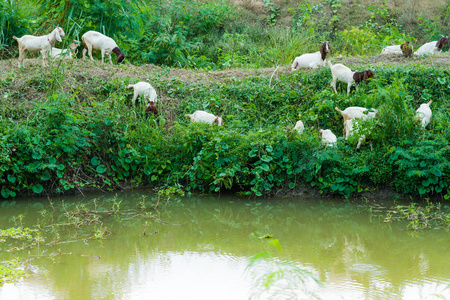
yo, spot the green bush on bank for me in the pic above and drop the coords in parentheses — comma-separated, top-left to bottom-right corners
(2, 0, 449, 68)
(1, 64, 450, 199)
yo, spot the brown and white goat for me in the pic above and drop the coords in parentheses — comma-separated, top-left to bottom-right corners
(291, 41, 331, 71)
(13, 27, 65, 67)
(185, 110, 223, 126)
(381, 41, 413, 57)
(82, 31, 125, 64)
(328, 60, 374, 95)
(415, 36, 449, 56)
(126, 82, 157, 107)
(400, 41, 414, 58)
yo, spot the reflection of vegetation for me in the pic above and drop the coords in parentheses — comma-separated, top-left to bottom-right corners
(373, 201, 450, 230)
(246, 233, 322, 299)
(0, 258, 27, 283)
(0, 194, 164, 282)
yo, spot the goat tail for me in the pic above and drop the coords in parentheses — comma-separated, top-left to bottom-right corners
(13, 36, 19, 40)
(184, 114, 192, 119)
(427, 100, 433, 106)
(334, 106, 343, 114)
(81, 36, 88, 49)
(126, 84, 134, 90)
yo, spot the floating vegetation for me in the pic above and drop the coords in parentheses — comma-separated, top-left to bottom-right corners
(369, 200, 450, 230)
(0, 194, 170, 282)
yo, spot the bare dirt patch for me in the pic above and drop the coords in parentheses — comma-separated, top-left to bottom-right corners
(0, 52, 449, 92)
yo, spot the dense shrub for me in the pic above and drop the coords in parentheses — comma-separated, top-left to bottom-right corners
(1, 64, 450, 199)
(2, 0, 449, 67)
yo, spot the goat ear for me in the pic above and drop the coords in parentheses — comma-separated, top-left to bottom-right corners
(55, 30, 62, 42)
(363, 71, 369, 82)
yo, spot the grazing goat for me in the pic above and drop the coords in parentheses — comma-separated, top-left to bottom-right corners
(50, 42, 79, 59)
(126, 82, 158, 114)
(344, 119, 373, 151)
(291, 41, 331, 71)
(380, 45, 403, 55)
(185, 110, 223, 126)
(293, 120, 305, 134)
(319, 129, 337, 147)
(380, 42, 413, 57)
(414, 36, 449, 56)
(328, 61, 374, 95)
(13, 27, 65, 67)
(335, 106, 377, 123)
(415, 100, 432, 128)
(82, 31, 125, 64)
(400, 41, 414, 58)
(335, 106, 378, 136)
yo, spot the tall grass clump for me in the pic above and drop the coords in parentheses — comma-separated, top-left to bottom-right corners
(0, 0, 34, 56)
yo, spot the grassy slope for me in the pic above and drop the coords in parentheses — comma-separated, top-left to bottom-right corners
(1, 53, 450, 200)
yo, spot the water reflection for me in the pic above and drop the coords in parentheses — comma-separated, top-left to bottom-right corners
(0, 191, 449, 299)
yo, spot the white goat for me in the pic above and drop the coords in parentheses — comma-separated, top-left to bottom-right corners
(185, 110, 223, 126)
(319, 129, 337, 147)
(344, 119, 373, 151)
(335, 106, 378, 137)
(380, 45, 402, 55)
(335, 106, 378, 123)
(415, 100, 432, 128)
(293, 120, 305, 134)
(82, 31, 125, 64)
(126, 82, 157, 109)
(291, 41, 331, 71)
(414, 36, 449, 56)
(328, 61, 374, 95)
(13, 27, 65, 67)
(49, 42, 79, 59)
(380, 42, 414, 57)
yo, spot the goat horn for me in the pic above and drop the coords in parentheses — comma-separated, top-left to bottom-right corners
(427, 100, 433, 106)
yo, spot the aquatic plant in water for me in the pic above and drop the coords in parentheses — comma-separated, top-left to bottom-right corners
(246, 233, 322, 299)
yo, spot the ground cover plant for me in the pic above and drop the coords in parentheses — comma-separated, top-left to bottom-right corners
(1, 57, 450, 200)
(1, 0, 449, 68)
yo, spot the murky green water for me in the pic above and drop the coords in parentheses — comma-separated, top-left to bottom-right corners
(0, 191, 449, 299)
